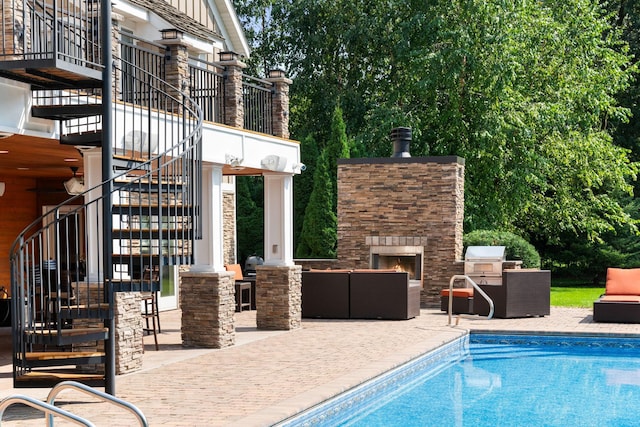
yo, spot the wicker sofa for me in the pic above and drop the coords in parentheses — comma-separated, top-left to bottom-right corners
(593, 268, 640, 323)
(301, 269, 420, 320)
(472, 269, 551, 318)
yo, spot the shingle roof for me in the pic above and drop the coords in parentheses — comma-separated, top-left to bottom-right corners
(127, 0, 223, 43)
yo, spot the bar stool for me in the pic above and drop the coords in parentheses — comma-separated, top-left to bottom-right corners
(141, 292, 160, 351)
(142, 267, 161, 351)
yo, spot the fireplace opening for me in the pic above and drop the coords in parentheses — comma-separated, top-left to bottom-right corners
(370, 246, 423, 288)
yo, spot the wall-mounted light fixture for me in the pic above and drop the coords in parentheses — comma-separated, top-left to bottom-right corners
(0, 182, 5, 197)
(64, 167, 85, 195)
(225, 153, 245, 170)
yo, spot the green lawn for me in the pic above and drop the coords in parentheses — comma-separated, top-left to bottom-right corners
(550, 287, 604, 308)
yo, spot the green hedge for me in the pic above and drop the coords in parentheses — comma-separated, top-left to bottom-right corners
(464, 230, 541, 269)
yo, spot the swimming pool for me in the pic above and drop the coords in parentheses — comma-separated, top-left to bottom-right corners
(277, 333, 640, 426)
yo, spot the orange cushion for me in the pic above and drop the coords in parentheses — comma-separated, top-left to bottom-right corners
(605, 268, 640, 295)
(224, 264, 244, 281)
(440, 288, 474, 298)
(600, 295, 640, 303)
(352, 269, 399, 273)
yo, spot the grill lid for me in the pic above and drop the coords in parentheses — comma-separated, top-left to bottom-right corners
(465, 246, 506, 261)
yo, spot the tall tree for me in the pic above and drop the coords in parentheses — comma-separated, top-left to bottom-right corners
(293, 134, 319, 252)
(296, 149, 337, 258)
(325, 105, 351, 211)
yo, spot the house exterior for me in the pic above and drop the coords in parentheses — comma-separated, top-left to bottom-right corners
(0, 0, 301, 392)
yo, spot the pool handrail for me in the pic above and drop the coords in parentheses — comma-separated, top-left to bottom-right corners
(0, 394, 95, 426)
(448, 275, 494, 325)
(46, 380, 148, 427)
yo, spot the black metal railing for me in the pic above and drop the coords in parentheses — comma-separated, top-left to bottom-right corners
(119, 33, 167, 106)
(10, 52, 202, 382)
(188, 58, 225, 124)
(0, 0, 102, 68)
(242, 74, 273, 135)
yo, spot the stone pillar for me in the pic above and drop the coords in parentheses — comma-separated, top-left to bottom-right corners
(114, 292, 143, 373)
(74, 284, 142, 375)
(161, 30, 189, 109)
(111, 13, 124, 100)
(180, 270, 235, 348)
(256, 265, 302, 330)
(218, 51, 246, 128)
(266, 70, 292, 139)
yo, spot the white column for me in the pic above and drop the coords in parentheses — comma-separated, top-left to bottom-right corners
(263, 174, 294, 266)
(83, 148, 104, 282)
(193, 164, 224, 271)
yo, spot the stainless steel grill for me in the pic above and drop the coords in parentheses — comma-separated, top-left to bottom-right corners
(464, 246, 506, 286)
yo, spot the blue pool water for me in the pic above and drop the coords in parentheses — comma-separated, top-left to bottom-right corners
(280, 334, 640, 427)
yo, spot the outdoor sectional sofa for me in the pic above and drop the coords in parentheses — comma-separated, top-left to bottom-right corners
(301, 269, 421, 320)
(593, 268, 640, 323)
(440, 269, 551, 318)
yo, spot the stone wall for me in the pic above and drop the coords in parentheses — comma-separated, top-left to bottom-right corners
(337, 156, 465, 306)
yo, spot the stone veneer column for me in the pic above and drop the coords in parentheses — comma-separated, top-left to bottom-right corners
(218, 51, 246, 128)
(180, 270, 235, 348)
(266, 71, 292, 139)
(74, 285, 143, 375)
(162, 32, 189, 109)
(114, 292, 143, 373)
(222, 189, 236, 265)
(256, 265, 302, 330)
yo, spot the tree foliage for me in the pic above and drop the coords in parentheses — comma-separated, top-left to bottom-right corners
(296, 149, 337, 258)
(234, 0, 640, 271)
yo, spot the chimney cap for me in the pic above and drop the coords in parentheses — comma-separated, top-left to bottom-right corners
(390, 127, 412, 158)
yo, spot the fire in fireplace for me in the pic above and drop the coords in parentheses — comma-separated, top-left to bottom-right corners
(370, 245, 423, 286)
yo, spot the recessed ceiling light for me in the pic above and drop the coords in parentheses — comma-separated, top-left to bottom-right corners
(64, 158, 79, 162)
(17, 167, 29, 170)
(0, 150, 8, 154)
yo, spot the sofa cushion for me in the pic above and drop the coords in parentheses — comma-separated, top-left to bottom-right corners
(440, 288, 474, 298)
(600, 295, 640, 303)
(605, 268, 640, 296)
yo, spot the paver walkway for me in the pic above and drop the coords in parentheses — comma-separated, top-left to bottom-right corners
(1, 307, 638, 426)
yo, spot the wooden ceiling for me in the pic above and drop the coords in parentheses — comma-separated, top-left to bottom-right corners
(0, 134, 84, 179)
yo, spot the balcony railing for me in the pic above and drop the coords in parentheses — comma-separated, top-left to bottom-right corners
(242, 74, 273, 135)
(188, 58, 225, 125)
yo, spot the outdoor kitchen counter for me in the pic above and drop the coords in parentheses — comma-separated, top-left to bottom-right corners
(473, 269, 551, 318)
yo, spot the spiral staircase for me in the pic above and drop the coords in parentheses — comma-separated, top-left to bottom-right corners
(2, 0, 202, 392)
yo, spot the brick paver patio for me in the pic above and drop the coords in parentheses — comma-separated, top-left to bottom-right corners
(1, 307, 638, 426)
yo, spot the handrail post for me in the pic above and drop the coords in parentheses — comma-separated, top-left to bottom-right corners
(47, 381, 149, 427)
(0, 394, 95, 426)
(448, 274, 494, 326)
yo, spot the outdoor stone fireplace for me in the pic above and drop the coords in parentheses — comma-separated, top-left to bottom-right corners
(336, 155, 465, 306)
